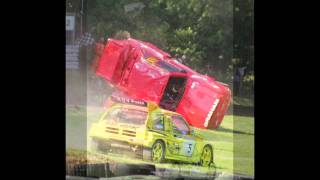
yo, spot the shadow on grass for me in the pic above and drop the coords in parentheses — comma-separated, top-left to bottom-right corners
(217, 126, 254, 136)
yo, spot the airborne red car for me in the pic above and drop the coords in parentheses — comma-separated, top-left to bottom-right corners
(96, 38, 231, 129)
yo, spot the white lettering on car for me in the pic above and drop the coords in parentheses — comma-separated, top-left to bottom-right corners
(204, 99, 220, 127)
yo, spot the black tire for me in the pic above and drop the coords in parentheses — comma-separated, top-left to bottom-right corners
(151, 140, 166, 163)
(200, 145, 213, 167)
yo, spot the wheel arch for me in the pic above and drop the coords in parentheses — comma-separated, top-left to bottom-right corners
(154, 138, 166, 148)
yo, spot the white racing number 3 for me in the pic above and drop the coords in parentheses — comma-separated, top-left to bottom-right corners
(183, 142, 195, 156)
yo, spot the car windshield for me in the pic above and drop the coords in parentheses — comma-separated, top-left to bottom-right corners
(105, 107, 147, 125)
(171, 115, 190, 135)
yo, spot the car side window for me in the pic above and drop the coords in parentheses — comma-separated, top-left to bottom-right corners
(153, 114, 164, 131)
(171, 115, 190, 135)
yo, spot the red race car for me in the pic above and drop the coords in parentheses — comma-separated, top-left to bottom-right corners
(96, 38, 231, 129)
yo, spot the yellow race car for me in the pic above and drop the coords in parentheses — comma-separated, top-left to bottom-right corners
(89, 97, 215, 167)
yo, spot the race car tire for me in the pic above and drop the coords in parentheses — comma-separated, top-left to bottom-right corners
(200, 145, 213, 167)
(151, 140, 166, 163)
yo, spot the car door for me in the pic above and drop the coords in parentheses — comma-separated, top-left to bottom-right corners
(167, 115, 196, 158)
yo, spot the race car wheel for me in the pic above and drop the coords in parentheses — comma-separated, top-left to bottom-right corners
(151, 140, 165, 163)
(200, 145, 213, 167)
